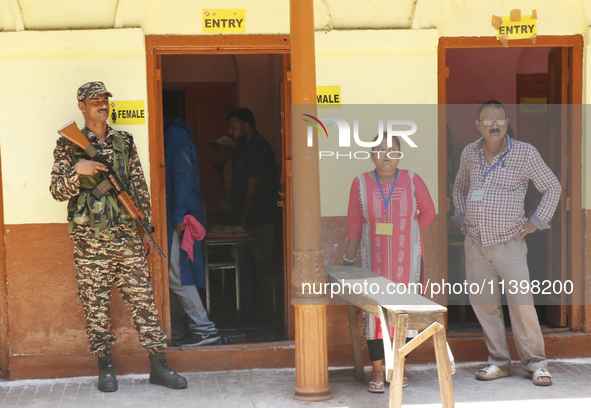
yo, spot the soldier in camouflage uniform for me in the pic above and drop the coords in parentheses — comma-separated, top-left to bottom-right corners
(50, 81, 188, 392)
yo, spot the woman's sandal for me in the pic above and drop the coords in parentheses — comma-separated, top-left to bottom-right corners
(368, 370, 385, 393)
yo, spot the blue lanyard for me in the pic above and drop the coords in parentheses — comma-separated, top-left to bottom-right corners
(375, 169, 399, 216)
(480, 136, 512, 181)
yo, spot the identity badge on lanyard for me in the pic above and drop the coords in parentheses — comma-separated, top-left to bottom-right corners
(480, 136, 512, 181)
(375, 169, 399, 236)
(472, 137, 512, 202)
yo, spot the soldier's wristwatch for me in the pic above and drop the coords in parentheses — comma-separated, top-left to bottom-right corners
(146, 224, 155, 234)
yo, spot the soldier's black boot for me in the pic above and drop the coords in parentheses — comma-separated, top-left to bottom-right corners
(97, 354, 118, 392)
(149, 353, 188, 389)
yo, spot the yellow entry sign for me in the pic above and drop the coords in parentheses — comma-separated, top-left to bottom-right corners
(109, 101, 146, 125)
(203, 9, 246, 33)
(317, 85, 341, 107)
(497, 15, 537, 40)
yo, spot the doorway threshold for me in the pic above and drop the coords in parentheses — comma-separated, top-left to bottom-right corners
(429, 330, 591, 365)
(448, 326, 572, 338)
(165, 340, 295, 373)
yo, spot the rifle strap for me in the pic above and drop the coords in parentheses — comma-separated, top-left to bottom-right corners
(112, 129, 144, 217)
(106, 195, 120, 214)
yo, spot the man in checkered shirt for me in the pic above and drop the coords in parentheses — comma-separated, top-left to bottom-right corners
(453, 100, 561, 386)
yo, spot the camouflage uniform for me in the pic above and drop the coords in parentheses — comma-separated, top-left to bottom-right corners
(50, 125, 167, 358)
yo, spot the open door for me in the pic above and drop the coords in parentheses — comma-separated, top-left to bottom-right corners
(183, 83, 238, 211)
(439, 36, 583, 335)
(150, 55, 173, 337)
(546, 47, 568, 327)
(280, 54, 294, 338)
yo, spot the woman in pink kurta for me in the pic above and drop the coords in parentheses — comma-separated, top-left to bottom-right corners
(342, 135, 435, 393)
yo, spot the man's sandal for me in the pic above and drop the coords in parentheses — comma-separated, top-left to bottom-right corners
(368, 370, 385, 393)
(532, 368, 553, 386)
(475, 365, 510, 381)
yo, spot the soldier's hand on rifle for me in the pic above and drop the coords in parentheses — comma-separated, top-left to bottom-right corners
(74, 159, 108, 175)
(142, 233, 154, 257)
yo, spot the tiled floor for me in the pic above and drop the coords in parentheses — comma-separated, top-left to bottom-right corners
(0, 359, 590, 407)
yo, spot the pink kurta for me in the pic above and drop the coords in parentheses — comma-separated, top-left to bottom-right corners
(347, 170, 435, 339)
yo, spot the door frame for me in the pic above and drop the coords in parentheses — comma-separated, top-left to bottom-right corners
(438, 35, 584, 331)
(0, 150, 8, 376)
(145, 35, 291, 338)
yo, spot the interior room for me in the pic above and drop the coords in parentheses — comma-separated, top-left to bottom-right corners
(161, 54, 286, 344)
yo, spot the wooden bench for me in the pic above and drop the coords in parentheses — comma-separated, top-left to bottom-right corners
(326, 265, 455, 408)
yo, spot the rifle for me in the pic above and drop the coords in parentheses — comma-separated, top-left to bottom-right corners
(57, 120, 166, 260)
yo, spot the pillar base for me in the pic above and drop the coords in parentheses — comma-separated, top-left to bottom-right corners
(293, 303, 333, 402)
(293, 385, 333, 402)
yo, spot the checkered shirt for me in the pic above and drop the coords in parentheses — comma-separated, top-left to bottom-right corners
(453, 136, 561, 247)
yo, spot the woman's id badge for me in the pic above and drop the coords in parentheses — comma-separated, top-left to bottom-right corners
(376, 223, 394, 235)
(470, 189, 485, 201)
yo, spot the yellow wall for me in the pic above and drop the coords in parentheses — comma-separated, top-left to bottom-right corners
(315, 30, 439, 217)
(143, 0, 289, 35)
(438, 0, 589, 37)
(1, 0, 591, 221)
(0, 29, 150, 225)
(19, 0, 118, 30)
(2, 0, 590, 35)
(149, 0, 572, 34)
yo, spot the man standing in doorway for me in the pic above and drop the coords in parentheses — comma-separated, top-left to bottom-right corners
(227, 108, 279, 315)
(50, 81, 187, 392)
(453, 100, 561, 386)
(164, 109, 220, 347)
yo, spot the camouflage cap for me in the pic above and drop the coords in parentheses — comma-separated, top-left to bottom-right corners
(76, 81, 113, 101)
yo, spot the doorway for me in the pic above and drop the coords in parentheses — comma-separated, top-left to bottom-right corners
(438, 36, 584, 333)
(145, 36, 293, 349)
